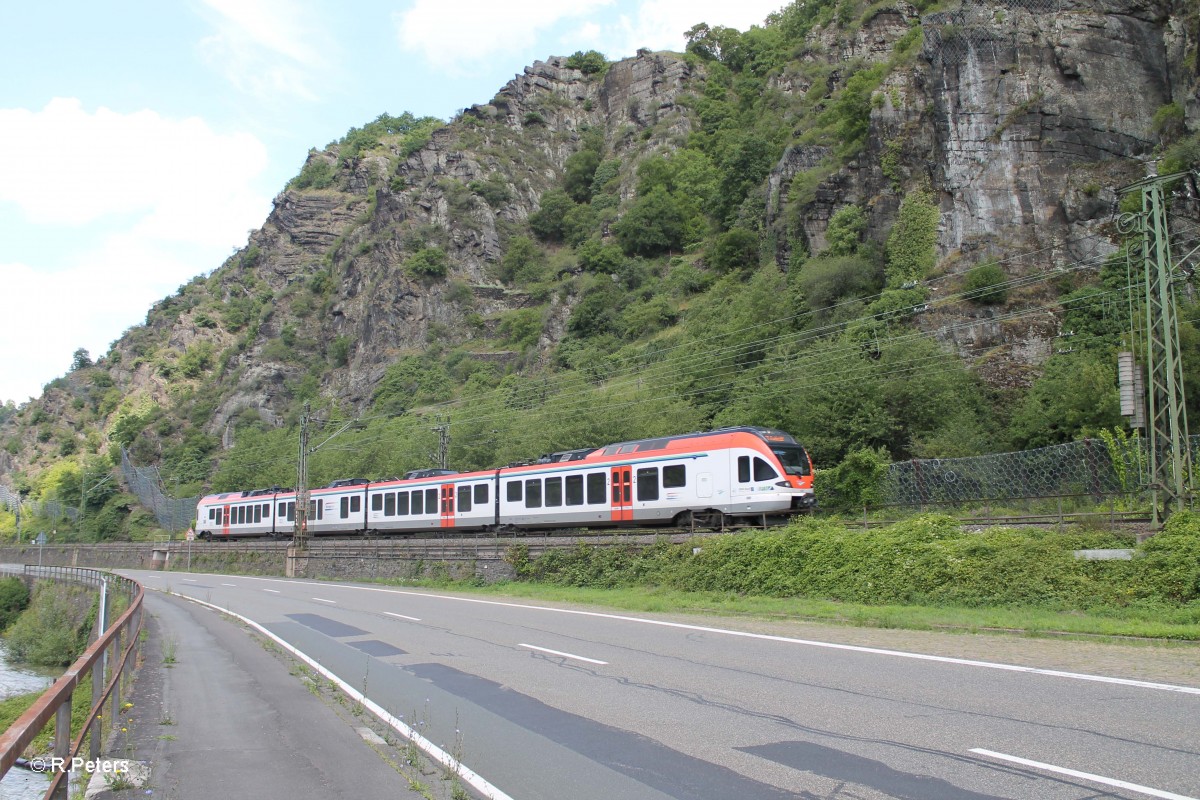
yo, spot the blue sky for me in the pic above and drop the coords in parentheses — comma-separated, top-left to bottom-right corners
(0, 0, 786, 406)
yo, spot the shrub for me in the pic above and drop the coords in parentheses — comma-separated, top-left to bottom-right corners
(824, 205, 867, 256)
(0, 578, 29, 631)
(885, 190, 939, 285)
(709, 228, 759, 273)
(5, 583, 91, 666)
(565, 50, 608, 75)
(963, 262, 1008, 305)
(404, 247, 449, 279)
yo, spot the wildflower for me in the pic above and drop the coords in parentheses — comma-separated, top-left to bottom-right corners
(121, 727, 127, 733)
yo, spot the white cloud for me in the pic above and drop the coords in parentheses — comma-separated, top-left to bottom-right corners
(395, 0, 613, 75)
(0, 99, 272, 404)
(198, 0, 332, 100)
(0, 98, 268, 240)
(595, 0, 787, 58)
(1, 239, 211, 404)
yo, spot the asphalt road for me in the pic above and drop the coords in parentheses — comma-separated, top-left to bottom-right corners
(121, 569, 1200, 800)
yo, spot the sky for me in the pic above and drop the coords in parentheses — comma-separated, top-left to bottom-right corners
(0, 0, 788, 407)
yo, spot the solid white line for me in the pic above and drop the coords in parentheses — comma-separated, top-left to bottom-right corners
(262, 589, 280, 593)
(519, 643, 608, 665)
(183, 579, 197, 582)
(384, 612, 422, 622)
(970, 749, 1198, 800)
(221, 583, 237, 587)
(147, 588, 514, 800)
(312, 597, 337, 604)
(238, 577, 1200, 696)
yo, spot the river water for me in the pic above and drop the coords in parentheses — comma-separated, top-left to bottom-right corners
(0, 640, 57, 800)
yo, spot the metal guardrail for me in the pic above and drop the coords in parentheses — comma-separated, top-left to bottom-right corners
(0, 567, 144, 799)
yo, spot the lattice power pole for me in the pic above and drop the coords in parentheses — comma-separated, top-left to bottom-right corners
(294, 402, 311, 550)
(1118, 167, 1195, 526)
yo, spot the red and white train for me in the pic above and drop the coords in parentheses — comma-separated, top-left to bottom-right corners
(194, 426, 815, 539)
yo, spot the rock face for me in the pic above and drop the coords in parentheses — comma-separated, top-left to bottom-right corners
(767, 0, 1197, 384)
(1, 0, 1196, 479)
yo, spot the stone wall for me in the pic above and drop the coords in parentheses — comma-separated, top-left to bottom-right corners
(0, 543, 515, 583)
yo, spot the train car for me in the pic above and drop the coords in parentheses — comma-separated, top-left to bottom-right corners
(365, 470, 496, 535)
(194, 426, 814, 538)
(494, 426, 813, 531)
(195, 488, 289, 539)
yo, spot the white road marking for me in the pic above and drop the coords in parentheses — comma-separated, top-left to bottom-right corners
(221, 583, 237, 587)
(183, 579, 197, 582)
(237, 577, 1200, 696)
(519, 643, 608, 665)
(970, 749, 1198, 800)
(384, 612, 422, 622)
(150, 589, 515, 800)
(262, 589, 280, 593)
(312, 597, 337, 604)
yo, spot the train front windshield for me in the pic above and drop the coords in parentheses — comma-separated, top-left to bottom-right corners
(772, 446, 811, 477)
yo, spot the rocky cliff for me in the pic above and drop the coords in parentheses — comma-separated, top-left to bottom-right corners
(2, 0, 1197, 508)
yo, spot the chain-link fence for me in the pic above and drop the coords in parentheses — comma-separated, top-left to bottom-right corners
(879, 434, 1198, 511)
(120, 448, 199, 532)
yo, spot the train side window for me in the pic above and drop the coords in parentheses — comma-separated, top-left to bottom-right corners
(525, 479, 542, 508)
(474, 484, 488, 504)
(663, 465, 686, 488)
(753, 457, 779, 481)
(209, 509, 215, 521)
(254, 505, 262, 524)
(636, 467, 659, 501)
(286, 502, 294, 522)
(350, 496, 361, 513)
(340, 497, 349, 518)
(586, 472, 606, 504)
(458, 489, 472, 513)
(264, 503, 272, 517)
(618, 445, 636, 454)
(397, 491, 409, 516)
(411, 490, 423, 515)
(738, 456, 751, 483)
(565, 475, 584, 505)
(384, 493, 395, 516)
(545, 477, 562, 507)
(241, 506, 249, 524)
(371, 494, 382, 512)
(425, 488, 438, 513)
(507, 481, 522, 502)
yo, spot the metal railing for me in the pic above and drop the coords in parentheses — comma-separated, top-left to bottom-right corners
(0, 567, 144, 799)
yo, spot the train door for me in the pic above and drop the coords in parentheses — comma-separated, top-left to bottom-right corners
(610, 466, 632, 522)
(440, 483, 455, 528)
(221, 504, 231, 536)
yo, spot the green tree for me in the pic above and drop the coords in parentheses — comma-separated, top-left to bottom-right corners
(709, 228, 759, 273)
(499, 236, 548, 284)
(563, 149, 602, 203)
(613, 186, 686, 256)
(1009, 352, 1123, 448)
(529, 190, 575, 243)
(70, 348, 92, 371)
(565, 50, 608, 75)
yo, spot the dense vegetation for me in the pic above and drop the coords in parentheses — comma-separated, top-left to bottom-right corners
(509, 512, 1200, 632)
(4, 582, 94, 666)
(1, 0, 1198, 541)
